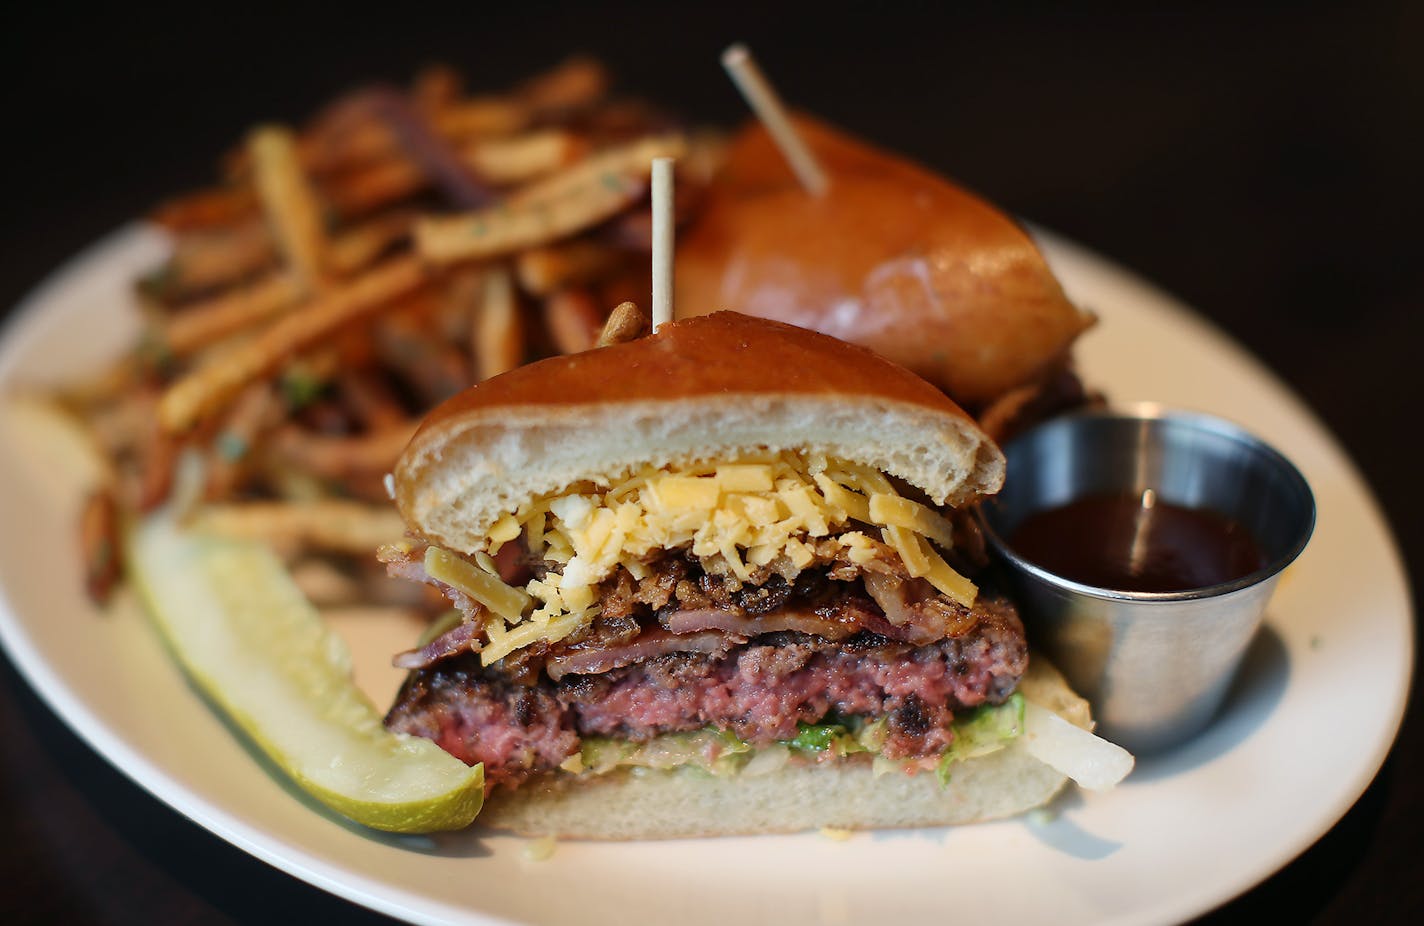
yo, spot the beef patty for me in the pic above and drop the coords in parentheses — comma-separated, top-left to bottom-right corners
(386, 592, 1028, 788)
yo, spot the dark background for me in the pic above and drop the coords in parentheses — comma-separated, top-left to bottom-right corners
(1, 2, 1419, 922)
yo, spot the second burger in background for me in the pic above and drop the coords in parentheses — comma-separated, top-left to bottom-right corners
(676, 114, 1096, 434)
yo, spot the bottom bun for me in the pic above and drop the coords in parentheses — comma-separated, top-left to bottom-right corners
(479, 657, 1088, 839)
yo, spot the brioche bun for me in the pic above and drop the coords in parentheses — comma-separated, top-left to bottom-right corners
(389, 313, 1112, 840)
(480, 658, 1089, 839)
(394, 312, 1004, 554)
(675, 115, 1094, 407)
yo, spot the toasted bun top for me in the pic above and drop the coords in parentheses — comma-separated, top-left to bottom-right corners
(675, 115, 1094, 407)
(395, 312, 1004, 552)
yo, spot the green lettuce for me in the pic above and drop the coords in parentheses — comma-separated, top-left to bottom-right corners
(936, 693, 1025, 788)
(576, 697, 1025, 784)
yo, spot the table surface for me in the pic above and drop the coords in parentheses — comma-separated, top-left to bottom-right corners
(1, 4, 1419, 923)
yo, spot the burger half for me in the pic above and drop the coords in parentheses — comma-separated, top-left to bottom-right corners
(381, 312, 1129, 838)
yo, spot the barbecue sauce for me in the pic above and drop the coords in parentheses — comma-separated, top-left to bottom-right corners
(1008, 491, 1265, 592)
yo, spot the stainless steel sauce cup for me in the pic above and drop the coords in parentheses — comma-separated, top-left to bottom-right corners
(980, 404, 1315, 754)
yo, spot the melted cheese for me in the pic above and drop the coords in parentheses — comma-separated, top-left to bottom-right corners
(445, 451, 977, 664)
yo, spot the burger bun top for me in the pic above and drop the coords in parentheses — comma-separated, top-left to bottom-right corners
(395, 312, 1004, 553)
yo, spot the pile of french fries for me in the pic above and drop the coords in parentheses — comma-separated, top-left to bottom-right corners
(53, 57, 724, 618)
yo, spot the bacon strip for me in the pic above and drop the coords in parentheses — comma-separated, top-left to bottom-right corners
(861, 572, 979, 640)
(394, 619, 483, 669)
(544, 628, 743, 681)
(661, 601, 934, 646)
(379, 544, 483, 622)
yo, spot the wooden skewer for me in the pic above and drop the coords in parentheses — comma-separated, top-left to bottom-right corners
(650, 156, 675, 330)
(720, 43, 829, 197)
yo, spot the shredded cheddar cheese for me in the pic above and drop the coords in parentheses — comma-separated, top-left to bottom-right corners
(438, 451, 977, 664)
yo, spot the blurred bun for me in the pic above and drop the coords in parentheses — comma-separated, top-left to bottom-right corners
(676, 115, 1094, 407)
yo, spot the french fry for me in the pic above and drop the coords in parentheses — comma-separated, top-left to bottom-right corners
(416, 134, 686, 265)
(597, 262, 653, 313)
(158, 255, 427, 433)
(412, 64, 463, 114)
(239, 89, 509, 181)
(277, 348, 341, 409)
(415, 179, 641, 264)
(268, 421, 418, 478)
(161, 272, 304, 356)
(328, 323, 382, 371)
(596, 301, 648, 347)
(302, 119, 401, 174)
(436, 266, 481, 344)
(506, 134, 684, 208)
(683, 128, 731, 185)
(295, 89, 411, 175)
(577, 99, 674, 142)
(79, 488, 121, 605)
(335, 371, 409, 431)
(320, 157, 425, 219)
(297, 398, 358, 436)
(192, 500, 408, 555)
(154, 207, 412, 346)
(543, 289, 603, 354)
(79, 388, 158, 459)
(315, 146, 497, 222)
(466, 130, 585, 186)
(316, 129, 580, 221)
(52, 361, 155, 421)
(293, 558, 430, 610)
(374, 306, 472, 404)
(249, 126, 330, 292)
(976, 381, 1039, 444)
(299, 92, 524, 177)
(290, 558, 365, 605)
(515, 238, 626, 296)
(205, 383, 279, 501)
(517, 55, 610, 114)
(339, 471, 402, 504)
(150, 185, 259, 232)
(601, 152, 717, 250)
(363, 87, 497, 210)
(135, 425, 180, 511)
(327, 209, 416, 275)
(473, 266, 524, 380)
(144, 219, 276, 303)
(430, 97, 531, 141)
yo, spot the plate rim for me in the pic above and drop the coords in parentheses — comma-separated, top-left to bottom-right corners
(0, 222, 1413, 926)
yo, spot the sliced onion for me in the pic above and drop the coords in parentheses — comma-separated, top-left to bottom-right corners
(1021, 701, 1134, 792)
(871, 755, 901, 779)
(741, 744, 791, 778)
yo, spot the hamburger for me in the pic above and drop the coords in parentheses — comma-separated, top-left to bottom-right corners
(676, 114, 1096, 426)
(380, 311, 1128, 838)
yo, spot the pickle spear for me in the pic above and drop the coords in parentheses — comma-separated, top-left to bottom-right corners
(126, 510, 484, 833)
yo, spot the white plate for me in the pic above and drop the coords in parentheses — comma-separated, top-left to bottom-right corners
(0, 224, 1412, 926)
